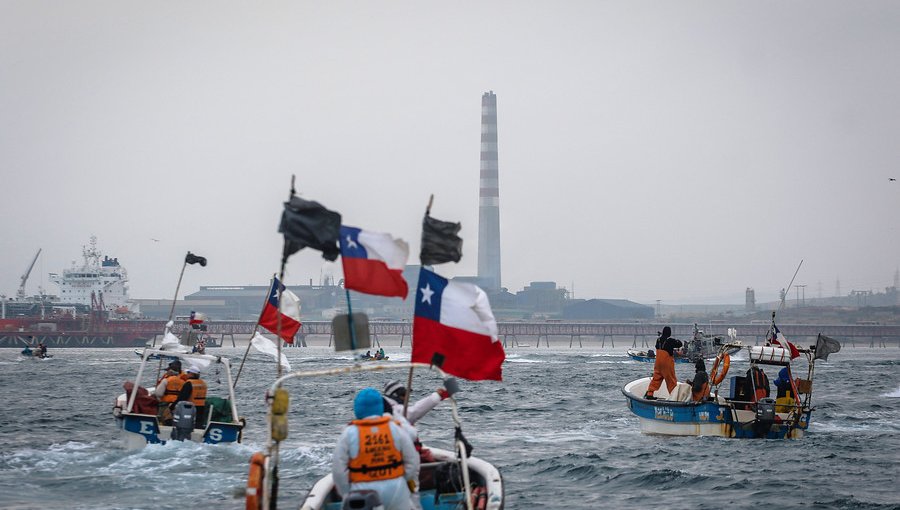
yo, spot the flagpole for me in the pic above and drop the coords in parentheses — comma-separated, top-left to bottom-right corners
(406, 195, 434, 417)
(166, 255, 189, 330)
(233, 274, 276, 388)
(275, 178, 298, 379)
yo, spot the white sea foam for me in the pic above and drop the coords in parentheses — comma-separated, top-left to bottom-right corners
(882, 385, 900, 398)
(505, 357, 543, 363)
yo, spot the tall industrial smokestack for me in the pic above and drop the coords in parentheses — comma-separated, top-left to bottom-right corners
(478, 91, 502, 291)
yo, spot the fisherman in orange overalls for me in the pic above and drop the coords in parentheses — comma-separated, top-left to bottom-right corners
(644, 326, 683, 399)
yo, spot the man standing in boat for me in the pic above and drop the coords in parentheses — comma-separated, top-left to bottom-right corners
(333, 388, 419, 510)
(645, 326, 683, 400)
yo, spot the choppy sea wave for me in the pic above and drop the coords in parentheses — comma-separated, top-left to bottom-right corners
(1, 345, 899, 509)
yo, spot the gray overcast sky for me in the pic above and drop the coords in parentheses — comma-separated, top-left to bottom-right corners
(2, 1, 898, 306)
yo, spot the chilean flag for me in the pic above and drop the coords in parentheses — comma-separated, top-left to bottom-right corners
(189, 311, 206, 326)
(412, 267, 504, 381)
(770, 324, 800, 359)
(258, 277, 302, 344)
(339, 225, 409, 298)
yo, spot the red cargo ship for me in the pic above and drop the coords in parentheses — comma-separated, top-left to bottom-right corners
(0, 312, 167, 348)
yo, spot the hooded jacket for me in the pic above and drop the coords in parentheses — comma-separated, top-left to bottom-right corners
(333, 388, 419, 510)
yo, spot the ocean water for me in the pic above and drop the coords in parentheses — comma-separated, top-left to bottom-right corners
(1, 344, 898, 510)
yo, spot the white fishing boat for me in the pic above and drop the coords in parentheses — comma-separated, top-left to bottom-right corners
(627, 324, 742, 364)
(622, 332, 840, 439)
(113, 349, 244, 449)
(244, 362, 504, 510)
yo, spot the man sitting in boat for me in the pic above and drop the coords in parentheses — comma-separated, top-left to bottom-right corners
(332, 388, 419, 510)
(153, 360, 185, 424)
(685, 359, 710, 402)
(38, 343, 48, 358)
(122, 381, 159, 415)
(644, 326, 683, 400)
(177, 366, 208, 428)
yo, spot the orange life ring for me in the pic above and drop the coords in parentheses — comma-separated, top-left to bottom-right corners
(709, 353, 730, 386)
(471, 486, 488, 510)
(246, 452, 267, 510)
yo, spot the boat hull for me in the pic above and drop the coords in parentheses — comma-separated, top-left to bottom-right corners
(116, 413, 243, 449)
(300, 447, 503, 510)
(0, 317, 160, 347)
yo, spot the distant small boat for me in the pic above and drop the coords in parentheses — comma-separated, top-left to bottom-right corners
(628, 324, 742, 363)
(355, 353, 390, 362)
(21, 346, 52, 359)
(133, 348, 181, 361)
(626, 348, 694, 364)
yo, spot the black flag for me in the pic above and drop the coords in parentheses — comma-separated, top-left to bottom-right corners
(420, 215, 462, 265)
(185, 252, 207, 266)
(813, 334, 841, 361)
(279, 196, 341, 261)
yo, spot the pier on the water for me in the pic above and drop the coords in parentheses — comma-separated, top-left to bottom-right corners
(194, 321, 900, 349)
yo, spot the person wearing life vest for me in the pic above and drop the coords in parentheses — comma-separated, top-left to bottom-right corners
(333, 388, 419, 510)
(177, 365, 208, 428)
(686, 359, 710, 402)
(153, 360, 184, 424)
(645, 326, 683, 399)
(744, 365, 770, 403)
(773, 367, 795, 412)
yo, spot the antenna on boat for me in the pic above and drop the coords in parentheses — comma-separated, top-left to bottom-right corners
(769, 259, 803, 340)
(777, 260, 803, 314)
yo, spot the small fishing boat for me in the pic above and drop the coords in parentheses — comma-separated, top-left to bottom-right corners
(626, 348, 693, 364)
(627, 324, 742, 363)
(21, 346, 52, 359)
(133, 348, 182, 360)
(244, 362, 504, 510)
(355, 354, 390, 362)
(113, 348, 244, 449)
(622, 334, 835, 439)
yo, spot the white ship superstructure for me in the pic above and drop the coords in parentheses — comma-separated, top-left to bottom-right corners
(48, 236, 131, 311)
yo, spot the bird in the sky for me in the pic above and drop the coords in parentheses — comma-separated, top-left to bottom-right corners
(890, 178, 897, 182)
(150, 238, 160, 242)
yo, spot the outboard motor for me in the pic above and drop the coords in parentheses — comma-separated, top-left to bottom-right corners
(342, 490, 383, 510)
(171, 401, 196, 441)
(753, 397, 776, 437)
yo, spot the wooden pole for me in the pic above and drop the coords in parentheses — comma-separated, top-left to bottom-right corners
(233, 274, 276, 388)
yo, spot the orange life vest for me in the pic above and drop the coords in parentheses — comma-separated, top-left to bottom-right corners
(161, 375, 186, 403)
(348, 416, 405, 483)
(749, 367, 770, 402)
(186, 378, 207, 406)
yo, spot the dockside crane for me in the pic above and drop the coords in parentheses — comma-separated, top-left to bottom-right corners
(17, 248, 42, 299)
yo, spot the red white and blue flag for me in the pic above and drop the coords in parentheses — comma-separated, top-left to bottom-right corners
(189, 311, 206, 326)
(769, 323, 800, 359)
(258, 277, 302, 344)
(339, 225, 409, 298)
(412, 267, 504, 381)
